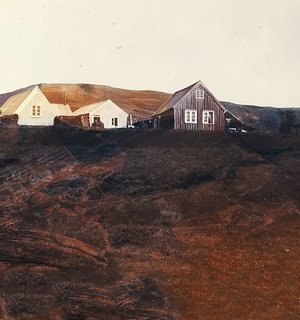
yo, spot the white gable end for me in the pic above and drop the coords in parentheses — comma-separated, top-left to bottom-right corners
(16, 86, 57, 126)
(75, 99, 129, 128)
(92, 100, 128, 129)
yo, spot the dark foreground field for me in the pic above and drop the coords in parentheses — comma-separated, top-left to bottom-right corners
(0, 127, 299, 320)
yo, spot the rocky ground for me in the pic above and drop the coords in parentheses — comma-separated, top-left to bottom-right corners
(0, 126, 299, 319)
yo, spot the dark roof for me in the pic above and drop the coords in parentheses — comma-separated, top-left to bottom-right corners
(153, 82, 197, 116)
(153, 80, 226, 116)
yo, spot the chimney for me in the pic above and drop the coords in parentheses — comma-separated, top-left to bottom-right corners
(64, 89, 67, 106)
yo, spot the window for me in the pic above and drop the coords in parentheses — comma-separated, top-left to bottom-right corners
(111, 117, 118, 126)
(31, 105, 41, 117)
(93, 115, 100, 123)
(185, 110, 197, 123)
(92, 115, 101, 127)
(196, 90, 204, 99)
(202, 110, 215, 124)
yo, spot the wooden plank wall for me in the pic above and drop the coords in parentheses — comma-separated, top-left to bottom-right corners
(174, 83, 225, 132)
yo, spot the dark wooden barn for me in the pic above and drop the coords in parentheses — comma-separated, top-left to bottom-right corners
(153, 80, 226, 131)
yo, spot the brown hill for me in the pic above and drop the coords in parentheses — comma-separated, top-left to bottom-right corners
(41, 83, 171, 122)
(1, 84, 300, 131)
(0, 83, 171, 122)
(0, 127, 299, 319)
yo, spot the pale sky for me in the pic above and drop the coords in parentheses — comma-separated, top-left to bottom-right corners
(1, 0, 300, 106)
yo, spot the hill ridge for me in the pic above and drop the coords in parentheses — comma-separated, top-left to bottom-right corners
(0, 83, 171, 122)
(1, 84, 300, 131)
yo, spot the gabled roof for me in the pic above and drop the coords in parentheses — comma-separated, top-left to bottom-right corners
(73, 100, 107, 115)
(0, 88, 32, 115)
(51, 103, 72, 116)
(153, 80, 226, 116)
(73, 99, 128, 116)
(153, 82, 196, 116)
(0, 86, 61, 118)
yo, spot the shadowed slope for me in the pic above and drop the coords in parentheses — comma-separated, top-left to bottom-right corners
(223, 101, 300, 133)
(0, 127, 299, 319)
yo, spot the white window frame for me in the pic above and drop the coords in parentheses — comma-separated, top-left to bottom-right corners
(185, 109, 197, 124)
(196, 90, 204, 100)
(31, 105, 42, 118)
(202, 110, 215, 124)
(111, 117, 118, 127)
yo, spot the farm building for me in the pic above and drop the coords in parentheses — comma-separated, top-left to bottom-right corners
(153, 80, 229, 131)
(0, 86, 72, 126)
(72, 99, 130, 128)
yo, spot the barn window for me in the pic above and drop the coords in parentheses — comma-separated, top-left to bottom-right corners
(202, 110, 215, 124)
(185, 110, 197, 123)
(111, 117, 118, 126)
(31, 105, 41, 117)
(196, 90, 204, 99)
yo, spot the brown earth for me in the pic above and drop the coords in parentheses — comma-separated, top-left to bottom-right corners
(0, 127, 299, 319)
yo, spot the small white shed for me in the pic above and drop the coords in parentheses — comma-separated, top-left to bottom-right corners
(73, 99, 129, 128)
(0, 86, 72, 126)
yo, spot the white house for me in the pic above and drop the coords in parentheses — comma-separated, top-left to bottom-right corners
(0, 86, 72, 126)
(73, 99, 129, 128)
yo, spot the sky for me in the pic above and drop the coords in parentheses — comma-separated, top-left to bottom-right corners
(1, 0, 300, 106)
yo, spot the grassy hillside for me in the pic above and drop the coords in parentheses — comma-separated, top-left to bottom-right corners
(0, 127, 299, 319)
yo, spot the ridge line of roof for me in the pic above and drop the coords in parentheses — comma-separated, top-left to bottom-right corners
(153, 80, 223, 116)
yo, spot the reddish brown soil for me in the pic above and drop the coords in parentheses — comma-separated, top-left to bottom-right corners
(0, 127, 299, 319)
